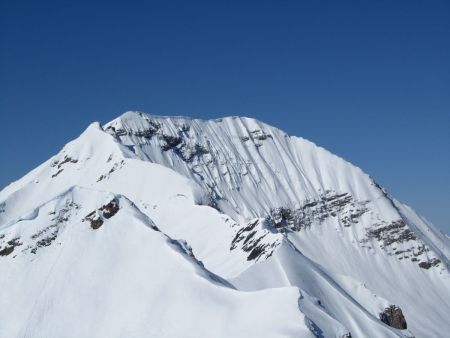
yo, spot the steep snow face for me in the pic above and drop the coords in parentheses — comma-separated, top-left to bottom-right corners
(1, 111, 449, 338)
(102, 112, 448, 271)
(103, 112, 382, 219)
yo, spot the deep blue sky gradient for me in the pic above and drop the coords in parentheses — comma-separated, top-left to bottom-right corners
(1, 0, 449, 232)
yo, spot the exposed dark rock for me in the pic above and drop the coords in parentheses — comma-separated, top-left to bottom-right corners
(84, 199, 119, 229)
(134, 128, 158, 139)
(0, 237, 22, 256)
(105, 126, 128, 136)
(27, 201, 79, 255)
(361, 220, 432, 265)
(84, 211, 104, 229)
(175, 143, 209, 162)
(267, 192, 369, 232)
(0, 246, 15, 256)
(379, 305, 407, 329)
(108, 119, 212, 165)
(231, 220, 259, 249)
(240, 136, 250, 142)
(90, 217, 104, 230)
(97, 161, 124, 182)
(100, 199, 119, 219)
(251, 129, 272, 141)
(160, 135, 182, 151)
(240, 130, 272, 144)
(179, 124, 190, 133)
(57, 155, 78, 169)
(230, 219, 280, 261)
(366, 220, 416, 246)
(31, 224, 58, 240)
(419, 258, 441, 269)
(31, 232, 58, 254)
(51, 169, 63, 178)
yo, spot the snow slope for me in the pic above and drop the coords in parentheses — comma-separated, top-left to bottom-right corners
(0, 188, 312, 338)
(1, 111, 449, 338)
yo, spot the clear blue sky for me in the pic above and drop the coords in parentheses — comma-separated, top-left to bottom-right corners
(1, 0, 449, 232)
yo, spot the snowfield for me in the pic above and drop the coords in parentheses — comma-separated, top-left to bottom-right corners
(0, 111, 449, 338)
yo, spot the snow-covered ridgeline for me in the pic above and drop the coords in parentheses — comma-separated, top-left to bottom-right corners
(0, 111, 449, 338)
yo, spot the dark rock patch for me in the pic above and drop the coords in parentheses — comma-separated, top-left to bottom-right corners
(267, 192, 369, 232)
(160, 135, 182, 151)
(31, 224, 58, 240)
(97, 161, 124, 182)
(361, 220, 432, 265)
(251, 129, 272, 141)
(174, 143, 209, 163)
(0, 246, 15, 256)
(240, 130, 273, 145)
(240, 136, 250, 142)
(231, 220, 259, 249)
(0, 237, 22, 256)
(100, 199, 119, 219)
(31, 232, 58, 254)
(419, 258, 441, 269)
(90, 217, 104, 230)
(51, 155, 78, 169)
(57, 156, 78, 169)
(51, 169, 63, 178)
(105, 126, 128, 136)
(230, 220, 279, 261)
(84, 199, 119, 230)
(84, 211, 104, 229)
(379, 305, 407, 329)
(134, 128, 158, 139)
(28, 201, 79, 254)
(366, 220, 416, 247)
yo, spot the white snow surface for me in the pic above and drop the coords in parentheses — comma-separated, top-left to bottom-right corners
(0, 111, 449, 338)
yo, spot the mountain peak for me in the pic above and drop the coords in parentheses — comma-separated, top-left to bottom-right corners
(1, 111, 449, 338)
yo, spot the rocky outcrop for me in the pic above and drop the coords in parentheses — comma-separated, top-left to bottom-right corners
(29, 201, 80, 254)
(366, 220, 416, 246)
(84, 211, 104, 229)
(105, 117, 210, 164)
(84, 198, 120, 229)
(267, 192, 369, 232)
(361, 219, 442, 269)
(0, 237, 22, 256)
(419, 258, 441, 269)
(99, 199, 119, 219)
(230, 219, 281, 261)
(379, 305, 407, 329)
(50, 155, 78, 178)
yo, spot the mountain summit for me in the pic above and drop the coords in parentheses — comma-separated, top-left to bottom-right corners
(1, 112, 449, 338)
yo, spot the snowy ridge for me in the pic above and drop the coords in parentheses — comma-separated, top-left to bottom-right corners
(1, 111, 449, 338)
(0, 187, 313, 338)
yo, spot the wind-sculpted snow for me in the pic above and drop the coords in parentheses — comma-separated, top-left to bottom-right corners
(0, 111, 449, 338)
(0, 188, 316, 338)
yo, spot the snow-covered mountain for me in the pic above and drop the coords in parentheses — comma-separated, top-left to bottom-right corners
(1, 111, 449, 338)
